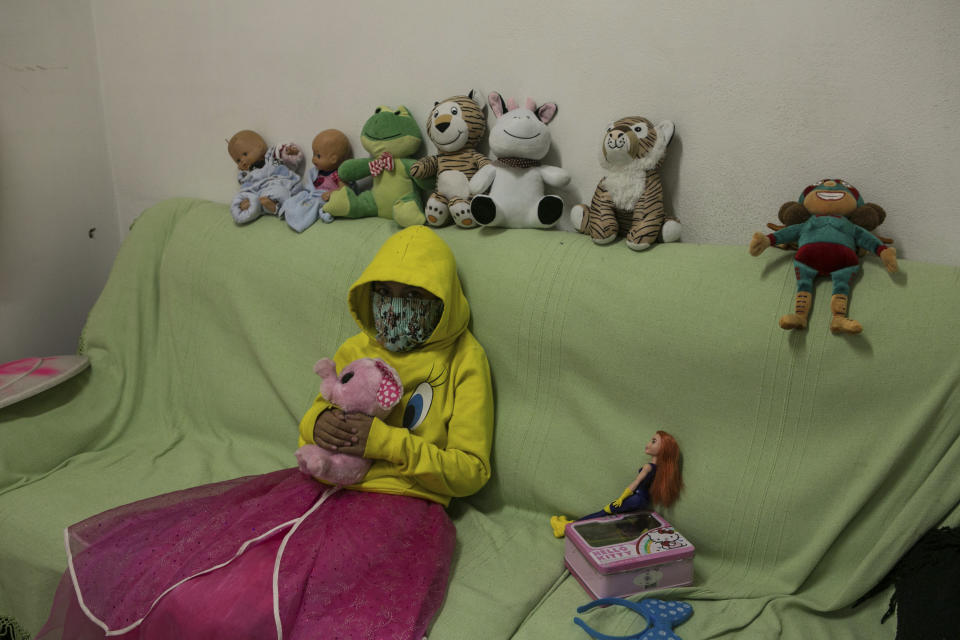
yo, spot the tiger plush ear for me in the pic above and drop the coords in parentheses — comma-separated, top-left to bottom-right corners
(466, 89, 485, 112)
(467, 89, 487, 115)
(655, 121, 675, 147)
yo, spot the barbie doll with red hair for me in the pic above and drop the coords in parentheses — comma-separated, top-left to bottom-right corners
(551, 431, 684, 537)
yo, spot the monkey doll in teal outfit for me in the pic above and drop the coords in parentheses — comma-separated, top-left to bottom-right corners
(750, 179, 898, 334)
(324, 106, 435, 227)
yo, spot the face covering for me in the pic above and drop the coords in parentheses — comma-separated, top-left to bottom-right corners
(371, 291, 444, 352)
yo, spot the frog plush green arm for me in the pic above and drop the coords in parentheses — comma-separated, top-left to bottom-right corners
(339, 156, 434, 188)
(324, 105, 430, 227)
(337, 157, 373, 183)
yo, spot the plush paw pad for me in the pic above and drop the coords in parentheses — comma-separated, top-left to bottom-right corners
(449, 201, 476, 228)
(471, 195, 496, 226)
(425, 199, 450, 227)
(537, 195, 563, 226)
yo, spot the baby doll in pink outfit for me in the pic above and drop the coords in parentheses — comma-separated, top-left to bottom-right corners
(280, 129, 352, 232)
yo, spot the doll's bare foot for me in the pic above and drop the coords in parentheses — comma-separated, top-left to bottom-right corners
(259, 197, 278, 214)
(550, 515, 573, 538)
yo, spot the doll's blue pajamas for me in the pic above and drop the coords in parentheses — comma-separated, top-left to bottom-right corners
(281, 190, 333, 233)
(231, 164, 303, 225)
(279, 167, 345, 232)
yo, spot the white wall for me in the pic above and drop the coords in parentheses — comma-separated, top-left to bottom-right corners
(3, 0, 958, 365)
(90, 0, 960, 266)
(0, 1, 119, 363)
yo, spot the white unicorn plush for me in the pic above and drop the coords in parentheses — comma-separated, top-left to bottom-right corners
(468, 93, 570, 229)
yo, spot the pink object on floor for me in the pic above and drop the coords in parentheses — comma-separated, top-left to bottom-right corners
(0, 355, 89, 409)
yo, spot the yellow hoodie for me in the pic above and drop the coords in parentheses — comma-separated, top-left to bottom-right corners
(298, 226, 494, 505)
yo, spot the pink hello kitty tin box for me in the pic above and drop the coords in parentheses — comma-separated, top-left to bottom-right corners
(564, 510, 694, 599)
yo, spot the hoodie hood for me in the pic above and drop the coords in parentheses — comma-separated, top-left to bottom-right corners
(349, 227, 469, 351)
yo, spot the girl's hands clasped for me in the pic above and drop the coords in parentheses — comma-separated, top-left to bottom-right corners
(313, 409, 374, 457)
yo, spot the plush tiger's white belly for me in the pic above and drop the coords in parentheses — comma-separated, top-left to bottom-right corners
(603, 166, 646, 212)
(437, 171, 470, 199)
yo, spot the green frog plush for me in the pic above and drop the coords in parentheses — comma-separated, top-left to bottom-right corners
(324, 105, 433, 227)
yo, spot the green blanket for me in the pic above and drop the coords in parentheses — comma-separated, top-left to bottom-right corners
(2, 198, 958, 638)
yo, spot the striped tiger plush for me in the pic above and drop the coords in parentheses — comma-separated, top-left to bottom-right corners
(571, 116, 681, 250)
(410, 90, 490, 228)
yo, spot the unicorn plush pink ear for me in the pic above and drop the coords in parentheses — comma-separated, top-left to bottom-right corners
(373, 359, 403, 411)
(535, 102, 558, 124)
(489, 92, 508, 118)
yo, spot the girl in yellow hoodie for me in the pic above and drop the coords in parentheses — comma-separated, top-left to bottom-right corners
(38, 227, 493, 640)
(302, 225, 493, 504)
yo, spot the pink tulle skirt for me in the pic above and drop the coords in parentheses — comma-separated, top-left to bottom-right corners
(36, 468, 455, 640)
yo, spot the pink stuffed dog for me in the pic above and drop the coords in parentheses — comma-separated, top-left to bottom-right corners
(295, 357, 403, 486)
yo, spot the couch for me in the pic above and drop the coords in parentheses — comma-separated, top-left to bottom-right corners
(2, 197, 958, 639)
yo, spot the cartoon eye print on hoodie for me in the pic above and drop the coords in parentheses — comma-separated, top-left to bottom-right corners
(402, 367, 447, 430)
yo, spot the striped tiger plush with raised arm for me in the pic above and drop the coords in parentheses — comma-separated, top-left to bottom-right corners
(571, 116, 681, 250)
(410, 90, 490, 228)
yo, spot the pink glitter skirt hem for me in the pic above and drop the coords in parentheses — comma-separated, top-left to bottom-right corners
(36, 468, 455, 640)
